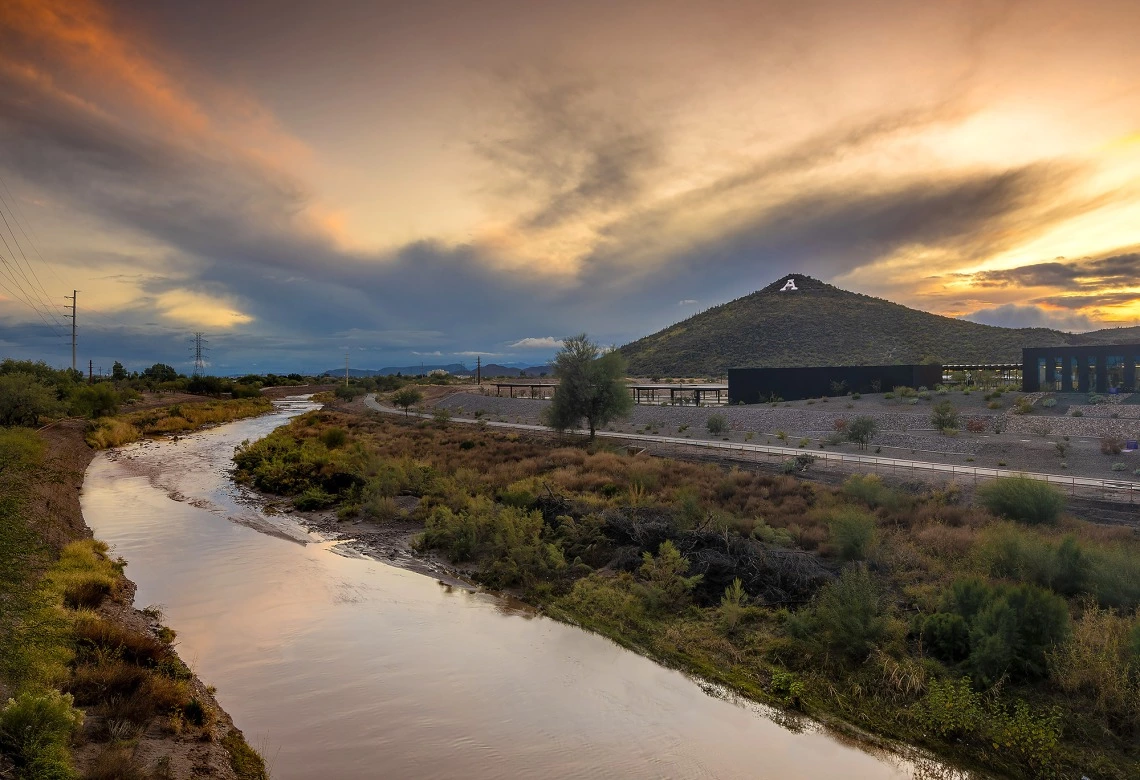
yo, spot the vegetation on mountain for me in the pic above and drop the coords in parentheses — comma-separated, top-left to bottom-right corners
(237, 411, 1140, 778)
(619, 275, 1140, 377)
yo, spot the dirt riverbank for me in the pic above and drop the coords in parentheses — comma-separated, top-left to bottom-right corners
(2, 418, 266, 779)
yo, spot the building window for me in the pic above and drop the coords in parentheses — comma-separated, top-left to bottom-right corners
(1089, 356, 1098, 393)
(1054, 357, 1063, 391)
(1037, 357, 1046, 387)
(1108, 356, 1125, 392)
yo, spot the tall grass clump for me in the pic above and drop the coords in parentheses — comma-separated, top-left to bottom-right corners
(976, 476, 1064, 525)
(0, 690, 84, 778)
(828, 507, 877, 561)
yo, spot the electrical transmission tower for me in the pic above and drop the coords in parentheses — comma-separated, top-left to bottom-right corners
(192, 332, 209, 375)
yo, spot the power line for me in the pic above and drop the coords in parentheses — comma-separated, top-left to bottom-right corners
(0, 190, 62, 329)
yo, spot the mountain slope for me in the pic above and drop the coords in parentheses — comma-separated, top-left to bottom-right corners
(619, 275, 1081, 377)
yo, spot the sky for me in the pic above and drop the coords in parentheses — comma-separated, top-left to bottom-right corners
(1, 0, 1139, 374)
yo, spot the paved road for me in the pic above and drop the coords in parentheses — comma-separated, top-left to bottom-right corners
(363, 395, 1139, 503)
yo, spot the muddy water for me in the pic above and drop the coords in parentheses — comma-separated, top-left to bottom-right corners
(81, 399, 941, 780)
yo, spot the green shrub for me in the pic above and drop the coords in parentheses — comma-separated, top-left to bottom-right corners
(841, 473, 902, 510)
(828, 507, 876, 561)
(0, 373, 65, 427)
(1041, 397, 1056, 408)
(911, 677, 985, 738)
(930, 400, 959, 432)
(976, 476, 1064, 525)
(0, 690, 83, 778)
(636, 540, 702, 613)
(969, 584, 1070, 684)
(789, 566, 888, 663)
(921, 612, 971, 663)
(320, 427, 347, 448)
(294, 486, 338, 510)
(705, 413, 727, 435)
(717, 578, 748, 634)
(846, 416, 878, 449)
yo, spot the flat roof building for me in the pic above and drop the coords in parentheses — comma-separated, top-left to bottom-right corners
(1022, 344, 1140, 394)
(728, 364, 942, 404)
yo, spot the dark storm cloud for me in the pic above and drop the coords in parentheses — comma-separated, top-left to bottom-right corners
(967, 251, 1140, 289)
(581, 162, 1085, 302)
(1032, 291, 1140, 310)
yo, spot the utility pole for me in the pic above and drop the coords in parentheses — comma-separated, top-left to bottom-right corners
(344, 351, 349, 386)
(65, 290, 77, 372)
(192, 332, 208, 375)
(88, 359, 93, 384)
(476, 355, 481, 386)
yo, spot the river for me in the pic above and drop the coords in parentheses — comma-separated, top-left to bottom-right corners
(81, 398, 949, 779)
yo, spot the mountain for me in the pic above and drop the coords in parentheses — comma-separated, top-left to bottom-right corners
(619, 274, 1138, 378)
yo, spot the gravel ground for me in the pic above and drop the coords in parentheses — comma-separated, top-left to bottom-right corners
(436, 390, 1140, 482)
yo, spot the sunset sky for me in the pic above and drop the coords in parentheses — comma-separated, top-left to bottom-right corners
(2, 0, 1139, 373)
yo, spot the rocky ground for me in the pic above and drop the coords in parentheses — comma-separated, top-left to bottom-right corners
(433, 388, 1140, 483)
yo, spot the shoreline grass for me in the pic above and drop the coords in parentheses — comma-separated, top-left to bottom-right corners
(86, 396, 273, 449)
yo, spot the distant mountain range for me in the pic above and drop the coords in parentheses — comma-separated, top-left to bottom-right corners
(619, 274, 1140, 378)
(323, 363, 553, 378)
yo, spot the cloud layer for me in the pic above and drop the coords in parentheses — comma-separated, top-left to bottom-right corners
(2, 0, 1139, 372)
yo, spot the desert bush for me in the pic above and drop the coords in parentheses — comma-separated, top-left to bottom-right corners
(636, 540, 702, 613)
(929, 400, 959, 432)
(0, 372, 64, 427)
(921, 612, 971, 663)
(69, 383, 121, 418)
(846, 416, 878, 449)
(965, 417, 986, 433)
(1048, 602, 1140, 729)
(320, 427, 348, 448)
(1101, 436, 1124, 455)
(0, 690, 83, 777)
(976, 476, 1064, 525)
(828, 507, 877, 561)
(1012, 397, 1034, 415)
(832, 417, 848, 432)
(788, 566, 888, 663)
(705, 413, 727, 435)
(432, 407, 452, 426)
(968, 583, 1070, 684)
(717, 577, 748, 634)
(1041, 397, 1056, 408)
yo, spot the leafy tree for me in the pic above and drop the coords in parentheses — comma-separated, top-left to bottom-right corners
(186, 375, 224, 395)
(545, 334, 632, 439)
(930, 400, 960, 432)
(921, 612, 971, 663)
(846, 416, 878, 449)
(0, 373, 63, 427)
(391, 387, 423, 416)
(111, 361, 127, 381)
(142, 363, 179, 383)
(68, 383, 120, 418)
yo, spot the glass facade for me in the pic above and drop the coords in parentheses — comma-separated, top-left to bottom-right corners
(1108, 355, 1125, 391)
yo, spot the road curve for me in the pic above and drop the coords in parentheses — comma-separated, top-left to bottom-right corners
(362, 394, 1139, 503)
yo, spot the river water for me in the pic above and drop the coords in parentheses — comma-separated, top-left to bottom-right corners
(81, 398, 944, 780)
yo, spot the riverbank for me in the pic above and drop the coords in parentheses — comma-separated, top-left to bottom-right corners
(0, 417, 267, 778)
(234, 405, 1140, 779)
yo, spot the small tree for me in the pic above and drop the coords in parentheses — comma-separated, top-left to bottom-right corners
(545, 334, 632, 439)
(706, 413, 727, 435)
(930, 400, 960, 433)
(142, 363, 179, 383)
(111, 361, 127, 381)
(846, 416, 878, 449)
(68, 383, 120, 418)
(391, 387, 423, 416)
(0, 373, 62, 427)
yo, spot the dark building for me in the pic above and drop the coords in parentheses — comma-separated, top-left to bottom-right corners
(728, 364, 943, 404)
(1022, 344, 1140, 393)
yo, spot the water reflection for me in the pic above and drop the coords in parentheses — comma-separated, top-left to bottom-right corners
(82, 400, 961, 780)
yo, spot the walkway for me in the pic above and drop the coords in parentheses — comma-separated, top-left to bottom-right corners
(362, 395, 1138, 504)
